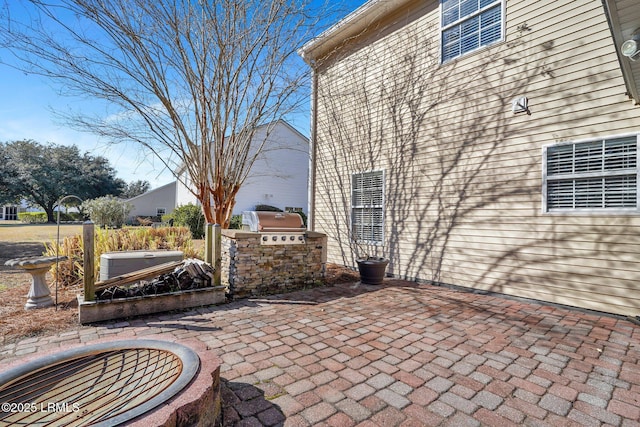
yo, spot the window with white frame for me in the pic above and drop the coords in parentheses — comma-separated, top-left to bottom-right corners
(441, 0, 503, 63)
(543, 135, 639, 212)
(351, 170, 384, 244)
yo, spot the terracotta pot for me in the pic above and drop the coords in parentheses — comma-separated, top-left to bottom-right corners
(356, 257, 389, 285)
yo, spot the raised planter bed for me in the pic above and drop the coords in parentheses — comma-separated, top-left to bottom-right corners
(78, 286, 226, 324)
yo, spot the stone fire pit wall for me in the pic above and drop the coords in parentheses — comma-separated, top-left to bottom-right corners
(221, 230, 327, 299)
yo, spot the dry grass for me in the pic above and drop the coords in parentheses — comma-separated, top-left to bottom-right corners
(0, 222, 83, 242)
(324, 263, 360, 284)
(0, 224, 200, 345)
(0, 237, 81, 345)
(0, 223, 356, 345)
(44, 226, 199, 287)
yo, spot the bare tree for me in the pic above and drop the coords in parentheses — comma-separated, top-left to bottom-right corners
(0, 0, 324, 227)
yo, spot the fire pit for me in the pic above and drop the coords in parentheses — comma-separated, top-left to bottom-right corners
(0, 340, 205, 426)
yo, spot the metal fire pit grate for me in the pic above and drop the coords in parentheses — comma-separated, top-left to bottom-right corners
(0, 340, 199, 426)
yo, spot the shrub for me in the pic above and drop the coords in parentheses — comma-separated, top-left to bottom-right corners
(44, 226, 200, 287)
(59, 212, 84, 222)
(254, 204, 282, 212)
(82, 196, 132, 228)
(18, 211, 84, 223)
(163, 204, 205, 239)
(18, 212, 47, 223)
(295, 211, 307, 227)
(229, 214, 243, 230)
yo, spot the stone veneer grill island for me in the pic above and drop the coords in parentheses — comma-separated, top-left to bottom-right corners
(221, 229, 327, 299)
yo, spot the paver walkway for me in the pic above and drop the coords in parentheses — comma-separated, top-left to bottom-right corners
(1, 280, 639, 426)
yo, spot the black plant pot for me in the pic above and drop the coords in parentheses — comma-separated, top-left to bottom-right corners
(356, 257, 389, 285)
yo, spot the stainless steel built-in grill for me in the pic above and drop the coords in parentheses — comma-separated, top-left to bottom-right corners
(242, 211, 306, 245)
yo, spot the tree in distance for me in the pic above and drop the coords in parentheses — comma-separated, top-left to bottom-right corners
(0, 0, 336, 227)
(120, 180, 151, 200)
(0, 139, 125, 222)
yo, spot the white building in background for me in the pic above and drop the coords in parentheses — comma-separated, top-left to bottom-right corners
(0, 205, 20, 221)
(0, 200, 34, 221)
(126, 181, 177, 220)
(127, 120, 309, 221)
(175, 120, 309, 214)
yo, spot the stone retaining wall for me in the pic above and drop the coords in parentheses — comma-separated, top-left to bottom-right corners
(221, 230, 327, 299)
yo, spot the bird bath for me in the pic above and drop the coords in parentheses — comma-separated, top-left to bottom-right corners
(4, 256, 67, 310)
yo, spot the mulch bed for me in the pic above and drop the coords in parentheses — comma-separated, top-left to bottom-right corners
(0, 283, 79, 345)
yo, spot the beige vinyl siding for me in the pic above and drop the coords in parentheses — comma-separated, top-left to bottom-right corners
(310, 0, 640, 316)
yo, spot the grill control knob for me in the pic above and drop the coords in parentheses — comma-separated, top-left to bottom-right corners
(298, 236, 304, 241)
(281, 235, 287, 241)
(262, 236, 268, 242)
(289, 235, 295, 241)
(272, 236, 277, 241)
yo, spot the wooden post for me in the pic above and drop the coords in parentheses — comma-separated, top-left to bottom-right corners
(83, 221, 95, 301)
(213, 224, 221, 287)
(204, 223, 214, 264)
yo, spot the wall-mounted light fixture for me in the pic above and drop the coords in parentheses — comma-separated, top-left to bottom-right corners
(621, 30, 640, 61)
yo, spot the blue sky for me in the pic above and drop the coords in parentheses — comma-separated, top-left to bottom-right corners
(0, 0, 367, 189)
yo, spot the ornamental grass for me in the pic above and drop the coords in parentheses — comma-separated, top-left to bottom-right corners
(44, 226, 200, 287)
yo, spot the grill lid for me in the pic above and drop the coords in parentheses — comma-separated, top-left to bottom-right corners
(242, 211, 305, 232)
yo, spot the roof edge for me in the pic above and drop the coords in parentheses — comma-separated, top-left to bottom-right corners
(125, 181, 177, 202)
(299, 0, 415, 64)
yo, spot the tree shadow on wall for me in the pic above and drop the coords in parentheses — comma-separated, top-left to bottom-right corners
(313, 11, 629, 301)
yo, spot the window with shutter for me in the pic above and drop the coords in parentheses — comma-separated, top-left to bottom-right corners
(543, 135, 639, 212)
(440, 0, 504, 63)
(351, 170, 385, 244)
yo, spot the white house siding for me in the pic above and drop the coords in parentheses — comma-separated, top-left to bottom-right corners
(235, 122, 309, 213)
(175, 120, 309, 214)
(127, 181, 176, 219)
(307, 0, 640, 316)
(175, 172, 195, 208)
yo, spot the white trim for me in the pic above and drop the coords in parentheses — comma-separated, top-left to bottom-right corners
(439, 0, 505, 64)
(542, 133, 640, 214)
(299, 0, 415, 64)
(350, 169, 385, 245)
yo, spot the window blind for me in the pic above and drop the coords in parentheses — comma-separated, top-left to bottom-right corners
(546, 136, 638, 211)
(352, 171, 384, 243)
(441, 0, 502, 62)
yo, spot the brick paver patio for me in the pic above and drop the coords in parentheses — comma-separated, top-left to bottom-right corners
(1, 280, 639, 426)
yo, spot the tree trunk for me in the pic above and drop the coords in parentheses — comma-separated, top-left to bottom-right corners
(0, 1, 312, 233)
(45, 205, 56, 223)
